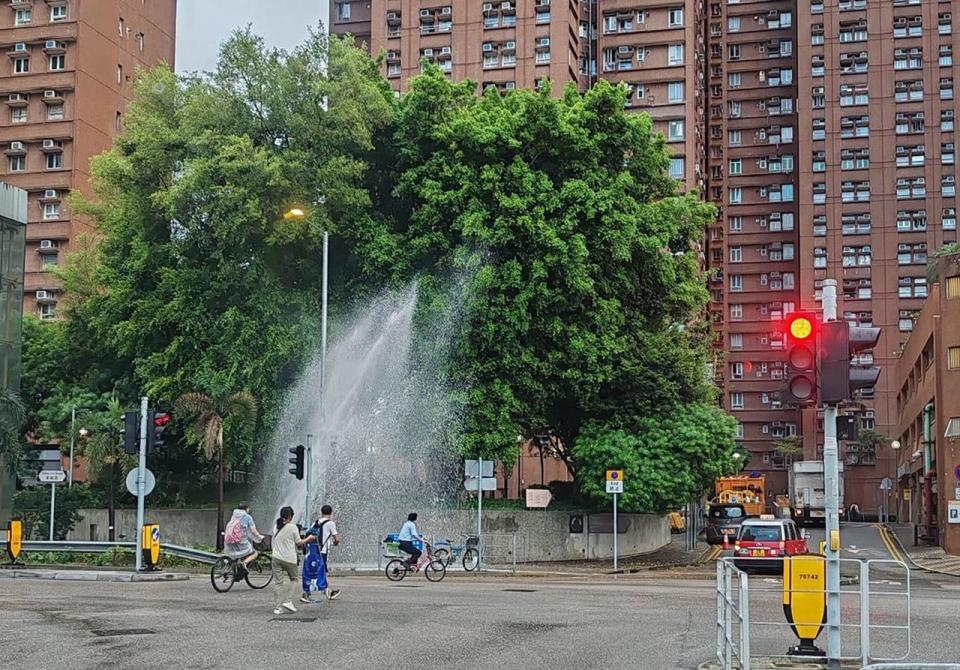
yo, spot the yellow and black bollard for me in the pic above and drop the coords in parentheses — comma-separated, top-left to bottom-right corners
(782, 553, 827, 656)
(141, 523, 161, 570)
(5, 519, 23, 564)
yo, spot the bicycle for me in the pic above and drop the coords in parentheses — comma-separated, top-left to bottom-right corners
(210, 540, 274, 593)
(433, 534, 480, 572)
(384, 542, 446, 583)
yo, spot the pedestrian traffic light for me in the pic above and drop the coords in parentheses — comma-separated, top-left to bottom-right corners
(288, 444, 305, 480)
(122, 410, 139, 455)
(147, 410, 171, 451)
(785, 312, 817, 405)
(820, 321, 881, 404)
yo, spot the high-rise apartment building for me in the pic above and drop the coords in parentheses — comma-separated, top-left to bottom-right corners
(330, 0, 705, 188)
(335, 0, 960, 513)
(0, 0, 176, 319)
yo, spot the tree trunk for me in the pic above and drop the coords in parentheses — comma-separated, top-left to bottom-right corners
(216, 446, 224, 551)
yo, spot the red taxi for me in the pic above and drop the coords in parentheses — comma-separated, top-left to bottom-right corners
(733, 516, 808, 572)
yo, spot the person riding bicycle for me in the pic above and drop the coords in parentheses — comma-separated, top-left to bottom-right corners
(224, 503, 264, 578)
(398, 512, 425, 568)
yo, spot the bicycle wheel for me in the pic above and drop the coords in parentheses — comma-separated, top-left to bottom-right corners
(385, 559, 407, 582)
(462, 548, 480, 572)
(210, 557, 236, 593)
(433, 547, 451, 566)
(244, 555, 274, 589)
(424, 560, 446, 583)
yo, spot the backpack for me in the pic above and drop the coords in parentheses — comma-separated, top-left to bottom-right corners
(224, 517, 245, 545)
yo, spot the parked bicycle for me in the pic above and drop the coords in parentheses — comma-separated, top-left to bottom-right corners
(210, 539, 274, 592)
(384, 542, 446, 582)
(433, 534, 480, 572)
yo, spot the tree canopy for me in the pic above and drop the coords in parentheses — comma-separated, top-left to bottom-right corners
(22, 29, 737, 512)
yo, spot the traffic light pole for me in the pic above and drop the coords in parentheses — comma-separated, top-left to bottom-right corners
(304, 434, 313, 525)
(134, 396, 148, 573)
(822, 279, 842, 668)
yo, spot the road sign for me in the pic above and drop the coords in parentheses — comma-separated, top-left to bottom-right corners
(606, 469, 624, 482)
(606, 480, 624, 494)
(956, 486, 960, 500)
(880, 477, 893, 491)
(903, 489, 912, 501)
(464, 477, 497, 492)
(38, 470, 66, 484)
(126, 467, 156, 497)
(465, 460, 494, 478)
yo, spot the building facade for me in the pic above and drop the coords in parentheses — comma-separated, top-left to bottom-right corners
(334, 0, 960, 513)
(0, 0, 176, 318)
(893, 252, 960, 556)
(330, 0, 705, 188)
(0, 183, 27, 526)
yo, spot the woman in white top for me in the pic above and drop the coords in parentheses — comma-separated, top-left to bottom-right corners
(272, 506, 314, 615)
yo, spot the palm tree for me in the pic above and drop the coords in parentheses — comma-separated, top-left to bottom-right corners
(175, 392, 258, 550)
(0, 388, 25, 472)
(81, 398, 134, 542)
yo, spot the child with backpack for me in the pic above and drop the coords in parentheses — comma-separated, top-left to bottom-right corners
(300, 504, 341, 602)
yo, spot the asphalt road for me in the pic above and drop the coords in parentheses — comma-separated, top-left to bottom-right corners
(2, 568, 958, 670)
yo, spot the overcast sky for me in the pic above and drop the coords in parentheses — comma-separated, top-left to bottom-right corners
(175, 1, 330, 74)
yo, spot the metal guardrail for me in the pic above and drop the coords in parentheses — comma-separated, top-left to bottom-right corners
(20, 540, 221, 565)
(716, 556, 912, 670)
(863, 665, 960, 670)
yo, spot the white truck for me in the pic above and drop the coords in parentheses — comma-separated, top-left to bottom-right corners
(789, 460, 845, 527)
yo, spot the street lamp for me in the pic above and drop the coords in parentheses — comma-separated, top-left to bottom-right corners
(283, 207, 306, 221)
(68, 408, 89, 488)
(891, 440, 901, 450)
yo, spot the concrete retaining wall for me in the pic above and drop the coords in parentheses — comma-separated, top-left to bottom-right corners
(67, 508, 669, 562)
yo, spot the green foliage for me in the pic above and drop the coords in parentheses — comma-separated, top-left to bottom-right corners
(774, 435, 804, 458)
(573, 403, 739, 513)
(0, 388, 24, 471)
(12, 484, 104, 540)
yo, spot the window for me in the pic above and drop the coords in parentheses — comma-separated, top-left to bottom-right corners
(136, 33, 145, 52)
(730, 274, 742, 291)
(728, 101, 741, 118)
(811, 24, 824, 45)
(536, 7, 550, 23)
(668, 44, 684, 66)
(729, 130, 741, 146)
(729, 216, 742, 232)
(669, 157, 685, 179)
(899, 276, 928, 298)
(894, 47, 923, 70)
(943, 110, 955, 131)
(812, 87, 825, 109)
(767, 184, 794, 202)
(41, 254, 58, 269)
(15, 9, 31, 25)
(14, 57, 29, 74)
(812, 118, 826, 141)
(51, 4, 68, 21)
(729, 187, 742, 204)
(812, 151, 826, 172)
(118, 16, 125, 36)
(735, 422, 744, 440)
(117, 64, 123, 84)
(8, 156, 25, 172)
(49, 55, 65, 71)
(46, 104, 64, 121)
(42, 203, 60, 220)
(946, 275, 960, 298)
(728, 72, 741, 88)
(896, 210, 927, 232)
(842, 212, 872, 235)
(940, 12, 953, 35)
(839, 19, 868, 43)
(896, 80, 924, 102)
(948, 344, 960, 367)
(896, 112, 925, 134)
(842, 245, 872, 267)
(812, 55, 825, 77)
(841, 148, 870, 170)
(730, 334, 743, 350)
(728, 16, 741, 32)
(730, 247, 742, 263)
(943, 175, 956, 197)
(728, 44, 740, 60)
(813, 214, 827, 236)
(731, 362, 744, 380)
(942, 78, 955, 100)
(668, 119, 684, 140)
(944, 207, 957, 230)
(336, 2, 351, 20)
(899, 311, 915, 332)
(46, 153, 62, 170)
(38, 303, 56, 320)
(730, 393, 744, 410)
(814, 248, 828, 268)
(813, 182, 827, 204)
(11, 108, 27, 124)
(668, 81, 684, 102)
(669, 8, 684, 27)
(728, 158, 742, 175)
(840, 84, 869, 106)
(941, 45, 953, 67)
(897, 242, 927, 264)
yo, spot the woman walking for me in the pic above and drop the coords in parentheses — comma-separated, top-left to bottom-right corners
(272, 506, 313, 615)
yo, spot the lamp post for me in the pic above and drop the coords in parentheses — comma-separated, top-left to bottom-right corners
(68, 408, 89, 488)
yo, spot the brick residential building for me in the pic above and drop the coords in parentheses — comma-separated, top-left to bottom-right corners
(893, 251, 960, 556)
(0, 0, 176, 319)
(335, 0, 960, 514)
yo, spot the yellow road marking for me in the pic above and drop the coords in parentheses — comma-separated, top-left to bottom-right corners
(876, 524, 905, 563)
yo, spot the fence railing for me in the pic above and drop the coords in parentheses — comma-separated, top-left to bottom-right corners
(716, 556, 911, 669)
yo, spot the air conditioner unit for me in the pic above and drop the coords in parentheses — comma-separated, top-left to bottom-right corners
(36, 290, 50, 300)
(501, 1, 513, 9)
(440, 46, 451, 55)
(40, 239, 54, 249)
(44, 189, 58, 198)
(758, 158, 767, 168)
(386, 11, 399, 20)
(10, 141, 24, 151)
(440, 6, 451, 15)
(8, 93, 25, 102)
(45, 40, 58, 49)
(537, 37, 550, 47)
(505, 41, 515, 49)
(618, 45, 631, 54)
(14, 43, 27, 52)
(386, 51, 398, 59)
(43, 139, 56, 149)
(505, 82, 516, 90)
(420, 9, 431, 17)
(483, 43, 494, 52)
(482, 3, 493, 11)
(422, 48, 433, 57)
(44, 90, 57, 98)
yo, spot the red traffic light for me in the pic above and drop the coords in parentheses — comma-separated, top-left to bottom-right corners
(786, 313, 816, 341)
(153, 412, 171, 428)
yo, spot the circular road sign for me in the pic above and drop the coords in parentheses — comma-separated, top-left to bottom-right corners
(125, 468, 156, 497)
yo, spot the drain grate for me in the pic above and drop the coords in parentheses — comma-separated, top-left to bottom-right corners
(270, 617, 318, 623)
(92, 629, 156, 637)
(501, 588, 537, 593)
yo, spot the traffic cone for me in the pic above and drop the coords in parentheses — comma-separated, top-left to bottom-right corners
(722, 533, 730, 551)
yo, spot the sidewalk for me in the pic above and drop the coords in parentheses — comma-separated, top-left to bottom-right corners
(0, 567, 190, 582)
(885, 523, 960, 577)
(512, 533, 714, 575)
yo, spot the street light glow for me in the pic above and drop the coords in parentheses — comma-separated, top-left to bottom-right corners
(283, 207, 306, 221)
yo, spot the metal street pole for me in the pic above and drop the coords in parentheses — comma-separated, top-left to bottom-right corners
(134, 396, 148, 572)
(305, 434, 314, 525)
(48, 481, 56, 541)
(613, 492, 618, 571)
(477, 458, 483, 569)
(822, 279, 842, 667)
(319, 231, 329, 504)
(68, 407, 75, 488)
